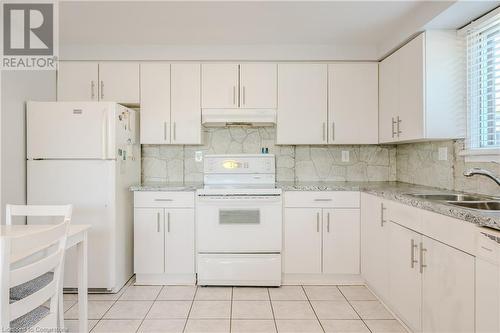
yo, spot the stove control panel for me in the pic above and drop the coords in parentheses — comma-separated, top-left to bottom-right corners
(204, 154, 275, 174)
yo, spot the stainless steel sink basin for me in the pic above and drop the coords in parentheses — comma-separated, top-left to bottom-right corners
(406, 193, 496, 202)
(448, 201, 500, 211)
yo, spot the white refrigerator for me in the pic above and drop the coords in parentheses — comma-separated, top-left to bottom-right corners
(26, 101, 141, 292)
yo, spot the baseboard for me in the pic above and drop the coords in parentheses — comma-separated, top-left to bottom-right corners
(282, 273, 364, 285)
(134, 273, 196, 285)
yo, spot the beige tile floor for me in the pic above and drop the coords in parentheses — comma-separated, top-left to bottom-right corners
(63, 280, 408, 333)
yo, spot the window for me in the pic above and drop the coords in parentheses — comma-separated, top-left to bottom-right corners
(466, 14, 500, 155)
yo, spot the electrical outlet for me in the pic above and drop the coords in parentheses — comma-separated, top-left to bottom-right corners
(195, 151, 203, 162)
(341, 150, 350, 162)
(438, 147, 448, 161)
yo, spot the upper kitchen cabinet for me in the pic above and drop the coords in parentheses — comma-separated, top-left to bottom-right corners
(99, 62, 140, 105)
(57, 62, 99, 101)
(201, 63, 277, 109)
(379, 31, 464, 143)
(57, 61, 140, 105)
(328, 63, 378, 144)
(276, 64, 328, 144)
(140, 63, 201, 145)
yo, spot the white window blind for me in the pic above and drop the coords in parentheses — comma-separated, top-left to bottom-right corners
(467, 15, 500, 149)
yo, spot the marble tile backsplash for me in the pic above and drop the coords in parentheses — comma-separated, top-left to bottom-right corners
(396, 139, 500, 196)
(142, 127, 397, 183)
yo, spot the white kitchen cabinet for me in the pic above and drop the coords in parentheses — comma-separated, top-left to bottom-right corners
(201, 64, 239, 108)
(134, 208, 165, 274)
(99, 62, 140, 104)
(283, 208, 322, 274)
(57, 62, 99, 101)
(327, 63, 378, 144)
(422, 235, 475, 333)
(239, 63, 277, 109)
(276, 64, 328, 144)
(387, 222, 422, 333)
(164, 209, 195, 275)
(322, 209, 360, 274)
(379, 31, 464, 143)
(133, 191, 195, 285)
(140, 63, 171, 144)
(171, 63, 202, 144)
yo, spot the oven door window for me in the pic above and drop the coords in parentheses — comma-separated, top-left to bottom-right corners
(219, 209, 260, 224)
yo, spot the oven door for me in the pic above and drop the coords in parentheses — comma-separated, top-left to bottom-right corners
(196, 194, 282, 253)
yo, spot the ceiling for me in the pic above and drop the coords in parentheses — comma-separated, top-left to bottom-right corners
(58, 1, 500, 60)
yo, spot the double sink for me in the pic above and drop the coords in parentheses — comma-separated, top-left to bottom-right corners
(406, 193, 500, 211)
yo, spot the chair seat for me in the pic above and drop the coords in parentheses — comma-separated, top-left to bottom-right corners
(10, 305, 50, 331)
(10, 272, 54, 301)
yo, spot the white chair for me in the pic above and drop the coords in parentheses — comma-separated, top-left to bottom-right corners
(3, 205, 72, 330)
(0, 219, 69, 332)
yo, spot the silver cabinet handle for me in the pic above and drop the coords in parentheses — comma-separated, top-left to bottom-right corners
(322, 123, 326, 142)
(91, 81, 95, 100)
(380, 203, 387, 227)
(163, 122, 167, 141)
(314, 198, 332, 202)
(242, 86, 246, 105)
(419, 242, 427, 274)
(173, 122, 176, 142)
(233, 86, 236, 105)
(316, 212, 320, 232)
(156, 212, 160, 232)
(331, 122, 335, 142)
(100, 81, 104, 99)
(410, 239, 418, 268)
(155, 198, 173, 202)
(167, 212, 170, 233)
(391, 117, 397, 138)
(327, 212, 330, 233)
(397, 116, 402, 136)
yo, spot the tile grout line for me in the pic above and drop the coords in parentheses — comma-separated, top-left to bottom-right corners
(182, 286, 199, 333)
(134, 285, 163, 333)
(268, 287, 279, 333)
(301, 285, 326, 333)
(229, 287, 234, 333)
(336, 286, 374, 333)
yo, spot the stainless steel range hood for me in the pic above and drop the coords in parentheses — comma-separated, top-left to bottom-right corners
(201, 109, 276, 127)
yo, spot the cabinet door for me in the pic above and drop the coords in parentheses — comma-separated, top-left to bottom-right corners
(422, 236, 474, 333)
(323, 209, 360, 274)
(379, 53, 399, 143)
(277, 64, 328, 144)
(201, 64, 239, 108)
(99, 62, 140, 104)
(388, 222, 422, 332)
(476, 258, 500, 333)
(283, 208, 322, 274)
(171, 64, 202, 144)
(240, 63, 277, 109)
(398, 34, 425, 141)
(57, 61, 99, 101)
(134, 208, 164, 274)
(140, 63, 170, 144)
(165, 209, 195, 275)
(360, 194, 390, 300)
(328, 63, 378, 144)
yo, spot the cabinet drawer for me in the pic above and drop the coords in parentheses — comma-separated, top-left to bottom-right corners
(134, 191, 194, 208)
(284, 191, 360, 208)
(387, 201, 422, 232)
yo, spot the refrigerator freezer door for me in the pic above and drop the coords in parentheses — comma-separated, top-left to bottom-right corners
(27, 101, 116, 159)
(27, 160, 119, 291)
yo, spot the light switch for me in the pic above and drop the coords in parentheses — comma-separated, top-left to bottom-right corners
(195, 151, 203, 162)
(342, 150, 350, 162)
(438, 147, 448, 161)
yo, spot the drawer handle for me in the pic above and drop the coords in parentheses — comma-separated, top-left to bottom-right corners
(481, 246, 493, 252)
(314, 198, 332, 202)
(154, 198, 173, 202)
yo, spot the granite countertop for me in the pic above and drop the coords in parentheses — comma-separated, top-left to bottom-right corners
(130, 180, 500, 230)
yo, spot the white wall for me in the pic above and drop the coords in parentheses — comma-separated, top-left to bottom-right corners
(1, 71, 56, 224)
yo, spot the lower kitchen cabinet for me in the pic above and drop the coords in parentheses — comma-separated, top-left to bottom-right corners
(133, 191, 195, 285)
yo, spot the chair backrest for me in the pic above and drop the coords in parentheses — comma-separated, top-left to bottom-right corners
(5, 205, 72, 226)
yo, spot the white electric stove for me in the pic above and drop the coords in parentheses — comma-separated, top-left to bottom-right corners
(196, 154, 282, 286)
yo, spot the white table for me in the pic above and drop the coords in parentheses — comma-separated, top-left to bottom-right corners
(1, 224, 90, 333)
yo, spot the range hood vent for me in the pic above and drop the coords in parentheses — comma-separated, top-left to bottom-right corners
(202, 109, 276, 127)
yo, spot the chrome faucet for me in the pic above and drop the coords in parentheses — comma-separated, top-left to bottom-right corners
(464, 167, 500, 186)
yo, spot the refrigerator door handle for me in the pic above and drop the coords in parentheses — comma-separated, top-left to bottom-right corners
(101, 109, 108, 159)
